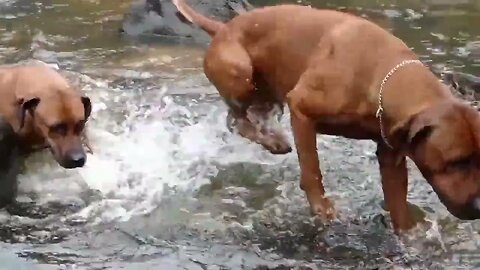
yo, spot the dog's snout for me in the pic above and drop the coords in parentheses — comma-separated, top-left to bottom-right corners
(64, 150, 86, 168)
(269, 142, 292, 155)
(263, 136, 292, 155)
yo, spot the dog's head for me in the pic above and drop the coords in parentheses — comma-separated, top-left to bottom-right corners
(394, 101, 480, 219)
(17, 94, 91, 169)
(15, 68, 91, 169)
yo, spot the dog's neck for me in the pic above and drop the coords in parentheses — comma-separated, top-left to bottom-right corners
(381, 65, 454, 147)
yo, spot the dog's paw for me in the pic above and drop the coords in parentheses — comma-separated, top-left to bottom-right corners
(310, 197, 336, 221)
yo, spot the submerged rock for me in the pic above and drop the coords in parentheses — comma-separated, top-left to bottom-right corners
(443, 71, 480, 103)
(120, 0, 254, 44)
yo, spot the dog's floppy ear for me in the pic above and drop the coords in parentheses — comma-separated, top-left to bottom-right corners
(391, 111, 435, 148)
(81, 96, 91, 120)
(406, 117, 434, 145)
(16, 97, 40, 130)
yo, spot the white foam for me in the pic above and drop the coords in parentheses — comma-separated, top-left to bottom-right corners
(9, 64, 295, 223)
(37, 82, 292, 223)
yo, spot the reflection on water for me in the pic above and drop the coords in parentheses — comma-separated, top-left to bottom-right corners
(0, 0, 480, 269)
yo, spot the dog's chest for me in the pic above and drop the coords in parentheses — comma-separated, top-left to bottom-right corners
(316, 114, 379, 140)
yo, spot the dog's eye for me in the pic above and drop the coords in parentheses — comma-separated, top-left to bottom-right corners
(50, 123, 67, 136)
(449, 155, 475, 170)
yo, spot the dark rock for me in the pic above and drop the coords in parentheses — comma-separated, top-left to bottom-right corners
(0, 116, 20, 208)
(442, 71, 480, 105)
(120, 0, 254, 44)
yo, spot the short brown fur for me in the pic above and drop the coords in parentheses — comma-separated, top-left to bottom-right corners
(173, 1, 480, 233)
(0, 65, 92, 169)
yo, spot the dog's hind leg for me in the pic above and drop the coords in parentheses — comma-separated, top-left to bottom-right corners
(204, 41, 291, 154)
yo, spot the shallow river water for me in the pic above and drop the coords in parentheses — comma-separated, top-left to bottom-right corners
(0, 0, 480, 269)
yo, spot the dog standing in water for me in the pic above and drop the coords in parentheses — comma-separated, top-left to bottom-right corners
(173, 0, 480, 233)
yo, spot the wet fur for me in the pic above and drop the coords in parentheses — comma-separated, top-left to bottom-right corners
(173, 0, 480, 234)
(0, 65, 92, 169)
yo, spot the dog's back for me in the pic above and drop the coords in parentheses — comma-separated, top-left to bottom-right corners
(174, 1, 410, 96)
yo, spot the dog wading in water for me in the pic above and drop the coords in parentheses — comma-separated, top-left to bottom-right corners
(173, 0, 480, 233)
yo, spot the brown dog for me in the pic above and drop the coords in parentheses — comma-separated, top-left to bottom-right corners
(0, 64, 92, 169)
(173, 1, 480, 233)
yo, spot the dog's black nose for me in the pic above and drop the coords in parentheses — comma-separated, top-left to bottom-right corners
(64, 151, 86, 168)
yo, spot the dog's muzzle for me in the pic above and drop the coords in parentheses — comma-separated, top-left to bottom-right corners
(62, 149, 86, 168)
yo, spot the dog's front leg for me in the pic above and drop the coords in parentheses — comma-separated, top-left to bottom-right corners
(376, 143, 415, 233)
(287, 90, 335, 220)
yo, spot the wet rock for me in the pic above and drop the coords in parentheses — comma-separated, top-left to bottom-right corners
(0, 223, 68, 244)
(5, 200, 84, 220)
(442, 71, 480, 104)
(254, 265, 312, 270)
(0, 116, 21, 208)
(17, 251, 76, 265)
(120, 0, 254, 44)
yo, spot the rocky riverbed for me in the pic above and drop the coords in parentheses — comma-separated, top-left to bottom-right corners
(0, 0, 479, 269)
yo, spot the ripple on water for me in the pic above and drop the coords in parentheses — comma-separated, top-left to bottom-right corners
(0, 67, 475, 269)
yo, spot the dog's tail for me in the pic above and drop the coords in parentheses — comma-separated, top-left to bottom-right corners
(172, 0, 225, 36)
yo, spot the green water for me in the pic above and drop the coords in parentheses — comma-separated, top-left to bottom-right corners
(0, 0, 479, 269)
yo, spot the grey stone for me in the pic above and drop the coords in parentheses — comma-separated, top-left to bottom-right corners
(120, 0, 254, 44)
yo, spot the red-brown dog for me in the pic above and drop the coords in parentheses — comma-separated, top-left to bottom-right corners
(173, 0, 480, 233)
(0, 64, 92, 169)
